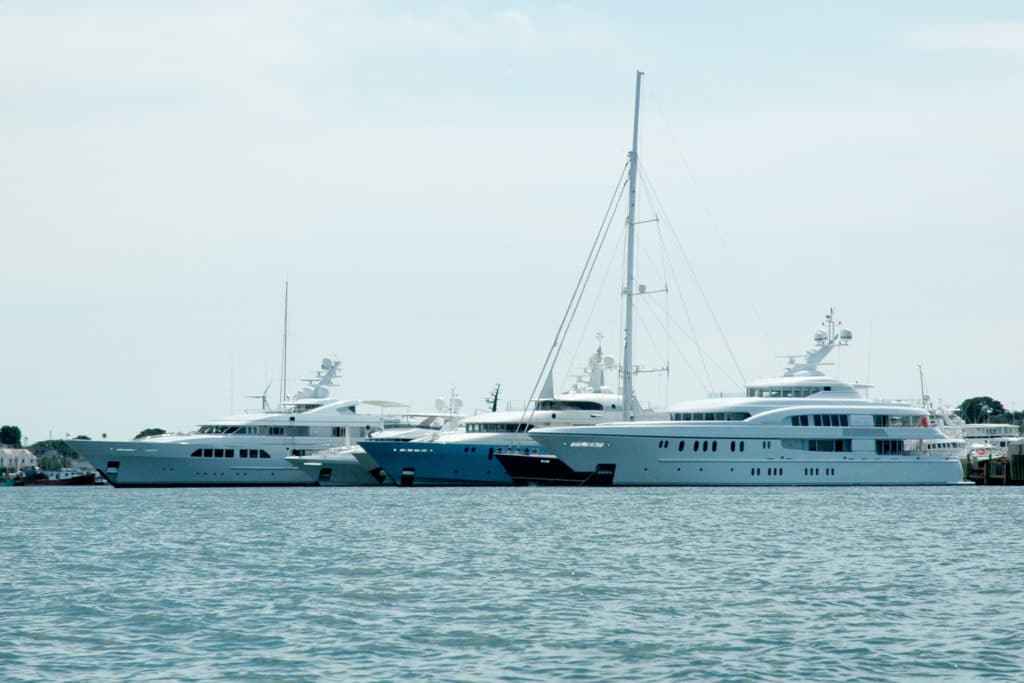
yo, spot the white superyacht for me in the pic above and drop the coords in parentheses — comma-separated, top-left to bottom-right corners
(530, 315, 966, 486)
(72, 359, 412, 487)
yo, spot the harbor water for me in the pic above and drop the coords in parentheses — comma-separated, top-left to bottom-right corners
(2, 486, 1022, 682)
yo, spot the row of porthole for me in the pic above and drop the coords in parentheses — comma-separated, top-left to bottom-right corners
(666, 440, 750, 453)
(751, 467, 783, 476)
(804, 467, 835, 476)
(190, 448, 270, 459)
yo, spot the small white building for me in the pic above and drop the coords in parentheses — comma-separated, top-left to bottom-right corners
(0, 448, 38, 472)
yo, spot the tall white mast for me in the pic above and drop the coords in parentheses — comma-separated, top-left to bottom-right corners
(279, 281, 289, 408)
(622, 70, 643, 421)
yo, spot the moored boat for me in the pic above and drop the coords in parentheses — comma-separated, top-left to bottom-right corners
(71, 358, 423, 488)
(14, 467, 99, 486)
(531, 313, 967, 486)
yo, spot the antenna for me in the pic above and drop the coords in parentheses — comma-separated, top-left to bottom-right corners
(486, 384, 501, 413)
(279, 281, 288, 408)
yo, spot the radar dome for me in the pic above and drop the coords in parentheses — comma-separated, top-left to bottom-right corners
(434, 398, 446, 411)
(314, 386, 329, 399)
(603, 356, 616, 369)
(814, 331, 827, 343)
(839, 329, 853, 341)
(321, 358, 333, 370)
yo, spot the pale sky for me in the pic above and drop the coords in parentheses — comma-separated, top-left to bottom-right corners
(2, 1, 1022, 442)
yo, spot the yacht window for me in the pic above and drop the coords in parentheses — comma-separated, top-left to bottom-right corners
(259, 450, 271, 459)
(693, 441, 699, 452)
(190, 449, 201, 457)
(802, 439, 852, 452)
(225, 450, 234, 458)
(712, 441, 718, 452)
(203, 449, 213, 457)
(740, 442, 745, 452)
(875, 440, 905, 455)
(536, 400, 604, 411)
(214, 449, 224, 458)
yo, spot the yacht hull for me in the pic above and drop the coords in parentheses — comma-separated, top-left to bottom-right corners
(287, 449, 392, 486)
(360, 440, 513, 486)
(71, 439, 318, 487)
(495, 453, 590, 486)
(531, 433, 966, 486)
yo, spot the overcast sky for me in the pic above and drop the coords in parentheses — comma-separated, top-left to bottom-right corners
(2, 1, 1022, 442)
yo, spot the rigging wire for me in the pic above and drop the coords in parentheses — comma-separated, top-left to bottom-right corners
(646, 86, 775, 353)
(562, 227, 627, 392)
(519, 161, 630, 424)
(640, 164, 747, 386)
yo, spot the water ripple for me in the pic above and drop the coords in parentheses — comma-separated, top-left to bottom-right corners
(2, 486, 1023, 681)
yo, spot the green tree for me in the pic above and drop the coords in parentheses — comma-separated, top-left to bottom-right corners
(30, 440, 79, 459)
(957, 396, 1008, 423)
(134, 428, 166, 440)
(0, 425, 22, 447)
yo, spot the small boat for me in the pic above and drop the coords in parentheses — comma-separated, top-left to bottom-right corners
(14, 467, 98, 486)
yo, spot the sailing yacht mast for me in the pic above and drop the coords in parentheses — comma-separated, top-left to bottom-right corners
(622, 70, 643, 421)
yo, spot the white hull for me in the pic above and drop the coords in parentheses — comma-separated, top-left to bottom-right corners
(531, 431, 966, 486)
(73, 438, 328, 487)
(287, 448, 392, 486)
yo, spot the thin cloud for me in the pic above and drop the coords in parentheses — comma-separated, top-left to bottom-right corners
(909, 21, 1024, 54)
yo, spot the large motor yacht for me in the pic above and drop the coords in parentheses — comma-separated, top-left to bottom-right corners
(529, 316, 966, 486)
(72, 359, 412, 487)
(358, 345, 643, 486)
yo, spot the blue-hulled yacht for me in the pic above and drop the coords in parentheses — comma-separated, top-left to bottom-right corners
(358, 345, 639, 486)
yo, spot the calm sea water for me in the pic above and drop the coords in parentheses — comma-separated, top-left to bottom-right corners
(2, 486, 1022, 682)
